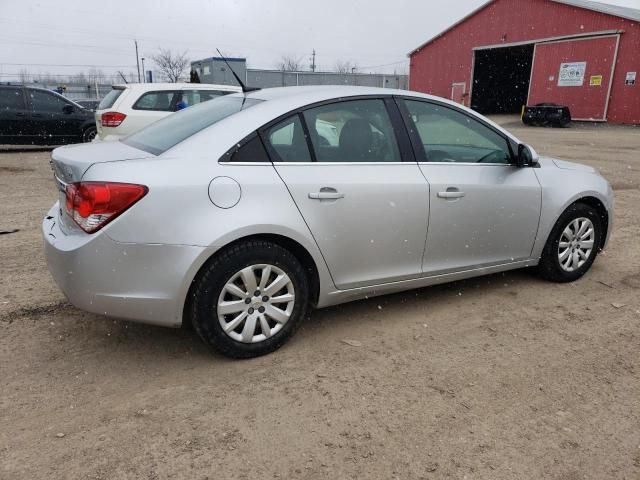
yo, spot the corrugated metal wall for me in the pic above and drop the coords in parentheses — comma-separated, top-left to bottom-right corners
(409, 0, 640, 124)
(528, 35, 618, 120)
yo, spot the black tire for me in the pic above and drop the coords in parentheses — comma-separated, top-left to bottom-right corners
(189, 240, 310, 358)
(538, 203, 602, 282)
(82, 126, 97, 143)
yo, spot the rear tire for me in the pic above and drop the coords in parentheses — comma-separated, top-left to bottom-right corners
(189, 240, 310, 358)
(82, 126, 97, 143)
(538, 203, 602, 282)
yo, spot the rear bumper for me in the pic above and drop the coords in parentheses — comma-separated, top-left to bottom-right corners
(42, 203, 205, 327)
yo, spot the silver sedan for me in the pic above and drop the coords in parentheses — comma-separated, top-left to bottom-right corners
(43, 86, 614, 358)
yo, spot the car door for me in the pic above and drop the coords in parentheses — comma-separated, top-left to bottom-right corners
(27, 89, 82, 142)
(264, 98, 429, 290)
(0, 87, 31, 144)
(397, 98, 541, 275)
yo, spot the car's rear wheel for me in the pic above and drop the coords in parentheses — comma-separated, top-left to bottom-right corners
(538, 203, 602, 282)
(190, 241, 310, 358)
(82, 126, 97, 143)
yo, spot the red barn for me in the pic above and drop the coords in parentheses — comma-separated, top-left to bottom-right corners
(408, 0, 640, 124)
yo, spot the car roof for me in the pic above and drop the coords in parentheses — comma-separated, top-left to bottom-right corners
(111, 82, 242, 92)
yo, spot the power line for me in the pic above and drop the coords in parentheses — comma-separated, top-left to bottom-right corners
(0, 62, 136, 68)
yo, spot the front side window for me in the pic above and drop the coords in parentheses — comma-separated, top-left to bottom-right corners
(0, 88, 25, 110)
(302, 99, 401, 163)
(29, 90, 70, 113)
(264, 115, 312, 163)
(402, 100, 512, 164)
(132, 91, 178, 111)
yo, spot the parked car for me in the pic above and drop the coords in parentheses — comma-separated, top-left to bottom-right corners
(75, 99, 101, 111)
(0, 84, 96, 145)
(43, 86, 613, 358)
(94, 82, 242, 141)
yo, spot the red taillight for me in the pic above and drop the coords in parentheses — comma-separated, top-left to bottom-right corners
(101, 111, 126, 127)
(64, 182, 148, 233)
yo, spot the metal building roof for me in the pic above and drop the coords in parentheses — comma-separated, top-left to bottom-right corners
(408, 0, 640, 55)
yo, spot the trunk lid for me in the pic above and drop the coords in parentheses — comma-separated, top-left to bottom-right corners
(50, 141, 153, 184)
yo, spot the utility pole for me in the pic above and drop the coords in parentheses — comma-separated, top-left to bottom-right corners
(141, 57, 146, 83)
(135, 40, 141, 83)
(310, 49, 316, 72)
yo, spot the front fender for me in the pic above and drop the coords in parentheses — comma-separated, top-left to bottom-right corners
(531, 166, 613, 259)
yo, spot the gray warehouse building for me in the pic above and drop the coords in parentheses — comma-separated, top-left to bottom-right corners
(191, 57, 408, 90)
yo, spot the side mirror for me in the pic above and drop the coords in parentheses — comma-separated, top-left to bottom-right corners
(516, 143, 538, 167)
(62, 104, 74, 114)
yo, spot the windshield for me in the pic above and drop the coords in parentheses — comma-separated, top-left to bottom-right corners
(123, 95, 263, 155)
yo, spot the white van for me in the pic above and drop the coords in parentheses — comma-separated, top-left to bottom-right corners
(94, 83, 241, 141)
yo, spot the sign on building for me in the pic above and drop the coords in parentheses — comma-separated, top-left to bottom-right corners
(625, 72, 636, 86)
(589, 75, 603, 86)
(558, 62, 587, 87)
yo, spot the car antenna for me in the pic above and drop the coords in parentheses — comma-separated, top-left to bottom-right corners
(216, 48, 260, 93)
(117, 71, 129, 84)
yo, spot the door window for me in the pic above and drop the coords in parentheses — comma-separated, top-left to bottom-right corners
(1, 88, 26, 111)
(302, 99, 401, 162)
(264, 115, 312, 163)
(132, 91, 178, 111)
(29, 90, 69, 113)
(402, 100, 512, 164)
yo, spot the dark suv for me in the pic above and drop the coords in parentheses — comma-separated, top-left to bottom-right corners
(0, 84, 96, 145)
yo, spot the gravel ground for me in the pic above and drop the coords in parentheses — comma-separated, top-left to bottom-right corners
(1, 120, 639, 479)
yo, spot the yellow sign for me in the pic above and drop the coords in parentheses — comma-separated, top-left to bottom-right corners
(590, 75, 603, 86)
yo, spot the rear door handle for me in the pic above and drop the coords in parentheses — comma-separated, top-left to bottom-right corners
(309, 187, 344, 200)
(437, 190, 466, 199)
(15, 112, 26, 117)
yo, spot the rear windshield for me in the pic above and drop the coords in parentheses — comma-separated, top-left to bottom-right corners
(98, 87, 124, 109)
(123, 95, 262, 155)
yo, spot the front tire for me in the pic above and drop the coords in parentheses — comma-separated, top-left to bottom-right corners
(190, 241, 310, 358)
(538, 203, 602, 282)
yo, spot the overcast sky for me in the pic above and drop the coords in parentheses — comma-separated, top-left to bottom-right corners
(0, 0, 637, 81)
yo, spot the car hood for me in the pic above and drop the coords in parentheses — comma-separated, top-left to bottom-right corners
(51, 140, 154, 183)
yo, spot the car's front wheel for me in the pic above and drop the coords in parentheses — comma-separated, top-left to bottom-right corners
(189, 240, 310, 358)
(538, 202, 603, 282)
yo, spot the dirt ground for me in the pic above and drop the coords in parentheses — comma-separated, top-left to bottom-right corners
(1, 119, 639, 480)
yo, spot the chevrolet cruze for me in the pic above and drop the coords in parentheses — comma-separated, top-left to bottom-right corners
(43, 86, 613, 358)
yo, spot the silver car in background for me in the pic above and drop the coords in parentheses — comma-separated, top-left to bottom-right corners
(43, 86, 613, 358)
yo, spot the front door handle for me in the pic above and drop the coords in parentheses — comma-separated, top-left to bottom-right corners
(309, 187, 344, 200)
(437, 189, 466, 199)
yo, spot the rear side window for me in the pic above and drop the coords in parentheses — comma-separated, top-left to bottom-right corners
(98, 88, 124, 110)
(0, 88, 25, 110)
(181, 90, 231, 107)
(223, 134, 271, 163)
(133, 91, 178, 111)
(264, 115, 312, 163)
(123, 95, 263, 155)
(302, 99, 402, 163)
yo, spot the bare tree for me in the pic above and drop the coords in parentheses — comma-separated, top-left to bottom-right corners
(151, 48, 189, 82)
(334, 60, 359, 74)
(18, 68, 31, 83)
(87, 68, 105, 86)
(277, 55, 302, 72)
